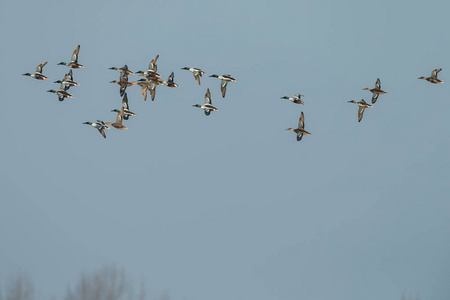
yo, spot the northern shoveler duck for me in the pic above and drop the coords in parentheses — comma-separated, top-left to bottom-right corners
(47, 86, 73, 102)
(111, 93, 136, 120)
(136, 79, 153, 101)
(109, 65, 134, 75)
(281, 93, 304, 104)
(136, 70, 161, 79)
(163, 72, 178, 87)
(83, 121, 110, 138)
(419, 68, 444, 84)
(58, 45, 84, 68)
(106, 107, 128, 130)
(348, 99, 373, 122)
(209, 74, 237, 98)
(110, 79, 137, 97)
(181, 67, 206, 85)
(193, 88, 218, 116)
(54, 69, 79, 90)
(285, 111, 311, 141)
(136, 55, 160, 77)
(136, 77, 164, 101)
(363, 78, 387, 104)
(136, 80, 151, 101)
(23, 62, 48, 80)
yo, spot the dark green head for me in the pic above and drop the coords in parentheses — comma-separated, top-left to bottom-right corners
(58, 62, 67, 66)
(209, 74, 219, 78)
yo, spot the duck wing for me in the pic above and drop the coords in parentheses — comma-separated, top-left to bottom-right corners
(221, 80, 228, 98)
(205, 88, 212, 105)
(67, 69, 73, 81)
(36, 62, 47, 73)
(375, 78, 381, 90)
(98, 127, 106, 138)
(71, 45, 80, 63)
(298, 111, 305, 129)
(116, 107, 125, 123)
(193, 73, 201, 85)
(371, 93, 379, 104)
(149, 82, 156, 101)
(168, 71, 175, 83)
(358, 106, 365, 122)
(431, 68, 442, 78)
(149, 55, 159, 72)
(122, 93, 130, 110)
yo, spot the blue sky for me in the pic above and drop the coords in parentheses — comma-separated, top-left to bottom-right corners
(1, 0, 449, 300)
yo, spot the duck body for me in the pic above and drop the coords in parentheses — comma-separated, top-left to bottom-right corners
(363, 78, 387, 104)
(58, 45, 84, 68)
(109, 65, 134, 75)
(111, 93, 136, 120)
(193, 88, 218, 116)
(54, 69, 79, 90)
(106, 107, 128, 130)
(136, 70, 161, 79)
(285, 111, 311, 141)
(47, 87, 73, 102)
(348, 99, 373, 122)
(163, 72, 178, 87)
(419, 68, 444, 84)
(83, 121, 110, 138)
(209, 74, 237, 98)
(181, 67, 206, 85)
(281, 93, 304, 104)
(23, 62, 48, 80)
(136, 55, 160, 78)
(137, 78, 163, 101)
(110, 79, 137, 97)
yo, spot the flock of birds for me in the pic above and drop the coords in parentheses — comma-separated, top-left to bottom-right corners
(23, 45, 445, 141)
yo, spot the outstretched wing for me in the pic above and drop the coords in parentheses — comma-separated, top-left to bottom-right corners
(375, 78, 381, 89)
(122, 93, 130, 109)
(431, 68, 442, 78)
(141, 85, 148, 101)
(67, 69, 73, 81)
(358, 106, 365, 122)
(149, 55, 159, 72)
(116, 107, 125, 123)
(298, 111, 305, 129)
(36, 62, 47, 73)
(205, 88, 212, 104)
(371, 93, 379, 104)
(71, 45, 80, 63)
(168, 72, 174, 83)
(98, 128, 106, 138)
(221, 80, 228, 98)
(193, 73, 201, 85)
(149, 83, 156, 101)
(119, 83, 127, 97)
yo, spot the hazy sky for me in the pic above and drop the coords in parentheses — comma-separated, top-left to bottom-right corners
(1, 1, 449, 300)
